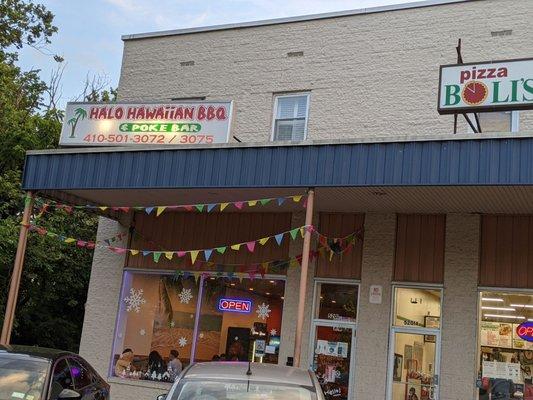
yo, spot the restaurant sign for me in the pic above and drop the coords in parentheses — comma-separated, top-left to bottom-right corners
(438, 58, 533, 114)
(217, 298, 252, 314)
(516, 321, 533, 342)
(60, 101, 233, 146)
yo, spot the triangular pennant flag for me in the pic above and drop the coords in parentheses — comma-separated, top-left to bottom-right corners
(86, 242, 95, 249)
(58, 235, 65, 242)
(130, 249, 139, 256)
(64, 238, 76, 244)
(207, 204, 216, 212)
(145, 207, 154, 215)
(300, 227, 305, 238)
(246, 241, 256, 252)
(231, 244, 241, 251)
(165, 252, 174, 260)
(183, 271, 191, 279)
(76, 240, 87, 247)
(259, 237, 270, 246)
(195, 204, 205, 212)
(220, 203, 229, 211)
(238, 275, 244, 283)
(156, 206, 166, 216)
(290, 228, 299, 240)
(190, 250, 199, 264)
(216, 246, 227, 254)
(248, 200, 258, 207)
(142, 250, 151, 257)
(329, 251, 334, 261)
(193, 271, 201, 283)
(234, 201, 244, 209)
(260, 198, 271, 206)
(275, 233, 284, 245)
(292, 195, 303, 202)
(248, 271, 256, 280)
(204, 249, 213, 261)
(153, 252, 162, 263)
(119, 207, 130, 212)
(277, 197, 286, 206)
(112, 247, 127, 254)
(177, 251, 186, 258)
(99, 206, 108, 211)
(227, 271, 235, 280)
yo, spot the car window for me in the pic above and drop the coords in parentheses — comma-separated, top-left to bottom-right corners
(67, 358, 94, 389)
(172, 380, 316, 400)
(50, 359, 74, 400)
(0, 356, 48, 400)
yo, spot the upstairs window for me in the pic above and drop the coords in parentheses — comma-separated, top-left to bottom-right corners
(272, 93, 310, 141)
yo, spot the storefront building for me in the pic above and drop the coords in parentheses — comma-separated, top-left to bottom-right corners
(20, 0, 533, 400)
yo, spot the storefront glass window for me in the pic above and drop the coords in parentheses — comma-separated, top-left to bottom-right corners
(111, 271, 285, 382)
(393, 287, 441, 329)
(315, 283, 358, 323)
(478, 291, 533, 398)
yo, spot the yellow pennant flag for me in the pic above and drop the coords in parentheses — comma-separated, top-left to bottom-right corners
(99, 206, 108, 211)
(64, 238, 76, 243)
(220, 203, 229, 211)
(300, 227, 305, 238)
(165, 252, 174, 260)
(231, 244, 241, 251)
(259, 237, 270, 246)
(292, 195, 303, 202)
(156, 206, 166, 217)
(190, 250, 199, 264)
(130, 249, 139, 256)
(248, 200, 258, 207)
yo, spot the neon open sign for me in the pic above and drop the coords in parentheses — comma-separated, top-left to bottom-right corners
(218, 298, 252, 313)
(516, 321, 533, 342)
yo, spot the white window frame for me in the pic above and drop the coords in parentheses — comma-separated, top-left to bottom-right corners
(308, 278, 360, 400)
(386, 284, 443, 400)
(270, 92, 311, 142)
(467, 110, 519, 133)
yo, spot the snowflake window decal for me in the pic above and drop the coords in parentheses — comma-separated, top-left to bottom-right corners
(178, 288, 193, 304)
(178, 336, 188, 347)
(124, 288, 146, 313)
(256, 303, 271, 320)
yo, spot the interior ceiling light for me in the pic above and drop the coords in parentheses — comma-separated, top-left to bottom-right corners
(481, 306, 516, 311)
(482, 297, 504, 302)
(484, 314, 525, 319)
(510, 304, 533, 308)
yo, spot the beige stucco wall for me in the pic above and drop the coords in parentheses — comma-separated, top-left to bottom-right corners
(118, 0, 533, 141)
(440, 214, 480, 400)
(354, 213, 396, 400)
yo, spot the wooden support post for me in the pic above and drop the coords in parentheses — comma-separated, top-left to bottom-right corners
(1, 192, 34, 345)
(293, 188, 315, 368)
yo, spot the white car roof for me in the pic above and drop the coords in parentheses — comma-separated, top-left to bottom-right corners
(183, 362, 314, 387)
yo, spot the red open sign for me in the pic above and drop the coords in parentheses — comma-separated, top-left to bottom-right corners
(516, 321, 533, 342)
(218, 298, 252, 313)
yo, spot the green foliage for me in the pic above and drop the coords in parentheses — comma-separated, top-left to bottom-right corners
(0, 0, 99, 352)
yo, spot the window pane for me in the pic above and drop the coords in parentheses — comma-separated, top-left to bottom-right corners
(196, 277, 285, 364)
(394, 288, 441, 328)
(274, 119, 305, 141)
(479, 112, 512, 132)
(0, 358, 48, 400)
(112, 272, 198, 381)
(50, 359, 74, 400)
(315, 283, 358, 322)
(273, 95, 308, 142)
(68, 358, 93, 389)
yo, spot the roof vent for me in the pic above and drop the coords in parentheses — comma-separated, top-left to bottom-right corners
(491, 29, 512, 37)
(180, 61, 195, 66)
(287, 51, 304, 58)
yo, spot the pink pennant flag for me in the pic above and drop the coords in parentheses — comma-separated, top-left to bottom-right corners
(234, 201, 244, 210)
(110, 247, 127, 254)
(177, 251, 186, 258)
(246, 241, 256, 252)
(183, 205, 194, 212)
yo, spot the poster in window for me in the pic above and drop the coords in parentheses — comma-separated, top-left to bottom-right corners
(480, 322, 501, 347)
(404, 345, 413, 370)
(393, 354, 403, 382)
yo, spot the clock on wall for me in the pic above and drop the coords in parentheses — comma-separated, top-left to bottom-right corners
(461, 80, 488, 106)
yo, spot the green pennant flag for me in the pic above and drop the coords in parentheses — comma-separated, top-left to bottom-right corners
(290, 228, 299, 240)
(259, 198, 271, 206)
(25, 195, 32, 207)
(216, 246, 227, 254)
(153, 252, 162, 263)
(195, 204, 205, 212)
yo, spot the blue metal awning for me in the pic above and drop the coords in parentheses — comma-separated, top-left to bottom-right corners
(22, 135, 533, 190)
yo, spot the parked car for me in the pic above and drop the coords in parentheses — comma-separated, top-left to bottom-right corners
(0, 345, 110, 400)
(158, 362, 325, 400)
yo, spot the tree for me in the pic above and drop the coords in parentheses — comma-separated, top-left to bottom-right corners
(0, 0, 99, 352)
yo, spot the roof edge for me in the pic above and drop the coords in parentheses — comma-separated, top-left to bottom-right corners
(121, 0, 478, 41)
(26, 131, 533, 156)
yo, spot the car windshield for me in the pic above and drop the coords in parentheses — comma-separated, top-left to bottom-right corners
(172, 380, 316, 400)
(0, 356, 49, 400)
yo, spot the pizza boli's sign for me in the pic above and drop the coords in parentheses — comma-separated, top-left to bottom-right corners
(438, 58, 533, 114)
(60, 101, 233, 146)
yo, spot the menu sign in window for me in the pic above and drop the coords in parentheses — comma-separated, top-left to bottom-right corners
(480, 322, 513, 348)
(482, 361, 522, 384)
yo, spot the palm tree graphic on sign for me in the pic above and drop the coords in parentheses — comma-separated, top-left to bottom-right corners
(67, 107, 87, 138)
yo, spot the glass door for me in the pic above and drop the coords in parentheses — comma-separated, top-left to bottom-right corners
(389, 329, 440, 400)
(311, 323, 356, 400)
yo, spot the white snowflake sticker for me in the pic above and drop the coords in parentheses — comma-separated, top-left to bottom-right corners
(139, 329, 146, 336)
(124, 288, 146, 313)
(178, 288, 193, 304)
(169, 320, 175, 328)
(256, 303, 271, 320)
(270, 329, 277, 336)
(178, 337, 188, 347)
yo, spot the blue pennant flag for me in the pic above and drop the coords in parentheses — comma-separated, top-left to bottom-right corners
(277, 197, 286, 206)
(204, 249, 213, 261)
(275, 233, 284, 245)
(142, 250, 151, 256)
(207, 204, 217, 212)
(145, 207, 154, 215)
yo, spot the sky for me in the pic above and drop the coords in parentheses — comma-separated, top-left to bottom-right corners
(18, 0, 413, 108)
